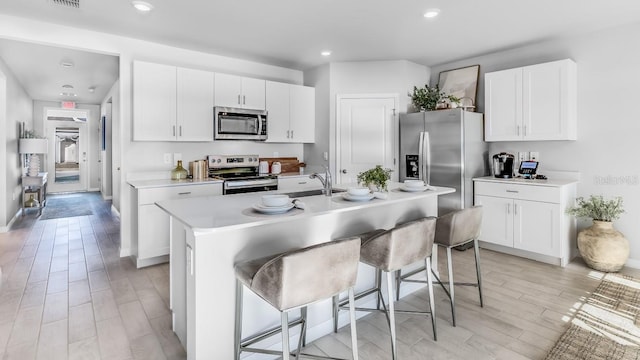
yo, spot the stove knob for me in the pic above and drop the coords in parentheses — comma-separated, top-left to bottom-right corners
(217, 159, 221, 163)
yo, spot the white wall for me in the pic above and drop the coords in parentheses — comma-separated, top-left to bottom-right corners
(0, 13, 305, 256)
(430, 22, 640, 267)
(304, 60, 430, 177)
(0, 56, 33, 231)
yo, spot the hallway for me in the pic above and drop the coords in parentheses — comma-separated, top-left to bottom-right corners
(0, 193, 185, 359)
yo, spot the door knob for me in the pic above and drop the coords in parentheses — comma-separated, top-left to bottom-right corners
(341, 169, 347, 174)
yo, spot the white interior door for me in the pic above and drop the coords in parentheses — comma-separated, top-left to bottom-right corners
(46, 116, 89, 193)
(337, 95, 398, 184)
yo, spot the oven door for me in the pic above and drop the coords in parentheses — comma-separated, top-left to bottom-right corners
(223, 178, 278, 195)
(214, 107, 267, 140)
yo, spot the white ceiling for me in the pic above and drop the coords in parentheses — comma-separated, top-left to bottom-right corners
(1, 0, 640, 104)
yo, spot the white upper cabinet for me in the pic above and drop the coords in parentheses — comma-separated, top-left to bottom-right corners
(177, 68, 214, 141)
(133, 61, 214, 142)
(133, 61, 177, 141)
(484, 59, 577, 142)
(289, 84, 315, 143)
(214, 73, 266, 110)
(265, 81, 315, 143)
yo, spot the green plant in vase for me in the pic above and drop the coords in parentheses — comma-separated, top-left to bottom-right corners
(409, 84, 460, 111)
(357, 165, 393, 192)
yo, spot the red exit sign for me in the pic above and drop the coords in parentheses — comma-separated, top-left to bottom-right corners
(61, 101, 76, 109)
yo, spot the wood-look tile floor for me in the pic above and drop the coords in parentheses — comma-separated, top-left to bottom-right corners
(1, 193, 639, 359)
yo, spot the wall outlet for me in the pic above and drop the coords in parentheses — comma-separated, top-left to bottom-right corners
(529, 151, 540, 161)
(163, 153, 172, 164)
(273, 151, 279, 157)
(174, 153, 182, 162)
(323, 152, 328, 161)
(517, 152, 527, 163)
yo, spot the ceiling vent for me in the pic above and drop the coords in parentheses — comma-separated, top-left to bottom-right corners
(51, 0, 80, 8)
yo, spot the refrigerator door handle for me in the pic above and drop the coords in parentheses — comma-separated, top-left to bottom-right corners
(418, 132, 425, 181)
(423, 131, 431, 184)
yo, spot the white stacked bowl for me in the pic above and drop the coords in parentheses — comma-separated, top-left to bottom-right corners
(261, 195, 290, 207)
(404, 180, 425, 188)
(347, 187, 370, 196)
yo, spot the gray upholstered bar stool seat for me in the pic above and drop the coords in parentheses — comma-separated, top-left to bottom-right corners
(427, 206, 484, 326)
(234, 236, 361, 360)
(333, 217, 437, 360)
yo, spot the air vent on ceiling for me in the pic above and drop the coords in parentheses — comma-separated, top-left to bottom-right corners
(51, 0, 80, 8)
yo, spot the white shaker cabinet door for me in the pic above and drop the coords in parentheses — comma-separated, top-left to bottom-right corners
(177, 67, 214, 141)
(289, 84, 315, 143)
(484, 67, 522, 141)
(265, 81, 291, 142)
(513, 200, 560, 257)
(138, 204, 171, 259)
(475, 195, 513, 247)
(523, 60, 576, 141)
(133, 61, 177, 141)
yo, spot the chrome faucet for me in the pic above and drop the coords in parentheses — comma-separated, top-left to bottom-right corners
(310, 166, 332, 196)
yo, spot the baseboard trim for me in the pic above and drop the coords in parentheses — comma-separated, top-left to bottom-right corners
(624, 258, 640, 270)
(0, 209, 22, 233)
(111, 205, 120, 218)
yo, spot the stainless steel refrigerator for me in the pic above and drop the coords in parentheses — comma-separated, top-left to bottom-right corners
(400, 108, 488, 215)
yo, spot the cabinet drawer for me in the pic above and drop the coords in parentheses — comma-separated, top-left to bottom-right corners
(138, 183, 222, 204)
(474, 181, 559, 203)
(278, 177, 321, 192)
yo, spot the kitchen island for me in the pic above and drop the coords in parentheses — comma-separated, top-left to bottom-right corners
(157, 183, 454, 359)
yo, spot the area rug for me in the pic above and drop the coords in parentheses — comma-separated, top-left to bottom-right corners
(545, 273, 640, 360)
(39, 195, 93, 220)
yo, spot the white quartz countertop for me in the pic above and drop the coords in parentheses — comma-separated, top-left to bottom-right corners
(156, 182, 455, 233)
(473, 176, 578, 187)
(128, 177, 223, 189)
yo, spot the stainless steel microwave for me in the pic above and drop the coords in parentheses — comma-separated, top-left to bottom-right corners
(214, 106, 267, 141)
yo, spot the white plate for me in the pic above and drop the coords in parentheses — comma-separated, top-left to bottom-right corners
(342, 193, 375, 201)
(400, 185, 429, 192)
(252, 203, 294, 214)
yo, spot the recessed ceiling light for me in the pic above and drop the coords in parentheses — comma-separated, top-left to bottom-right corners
(62, 84, 74, 89)
(424, 9, 440, 18)
(60, 61, 74, 68)
(321, 50, 332, 57)
(88, 87, 96, 93)
(132, 1, 154, 12)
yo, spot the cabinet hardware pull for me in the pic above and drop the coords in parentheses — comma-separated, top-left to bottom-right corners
(178, 192, 192, 195)
(243, 95, 246, 105)
(173, 126, 176, 136)
(514, 203, 518, 215)
(237, 95, 241, 104)
(179, 126, 182, 137)
(507, 203, 511, 214)
(290, 130, 293, 138)
(506, 190, 519, 193)
(286, 130, 290, 138)
(516, 125, 520, 136)
(523, 125, 527, 136)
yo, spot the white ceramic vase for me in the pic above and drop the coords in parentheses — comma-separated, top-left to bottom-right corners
(577, 220, 629, 272)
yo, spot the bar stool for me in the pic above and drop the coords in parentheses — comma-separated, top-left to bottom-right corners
(234, 236, 361, 360)
(333, 217, 438, 360)
(397, 206, 484, 327)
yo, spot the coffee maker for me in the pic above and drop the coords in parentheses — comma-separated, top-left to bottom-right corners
(492, 152, 515, 178)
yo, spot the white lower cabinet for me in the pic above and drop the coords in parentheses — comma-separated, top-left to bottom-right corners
(278, 175, 320, 192)
(135, 183, 222, 268)
(473, 178, 576, 266)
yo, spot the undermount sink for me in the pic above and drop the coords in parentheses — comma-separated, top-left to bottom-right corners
(282, 189, 346, 198)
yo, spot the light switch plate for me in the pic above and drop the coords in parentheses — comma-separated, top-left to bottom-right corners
(530, 151, 539, 161)
(517, 152, 527, 162)
(163, 153, 172, 164)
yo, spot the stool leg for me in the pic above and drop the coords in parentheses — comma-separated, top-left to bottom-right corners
(385, 271, 397, 360)
(332, 295, 339, 333)
(348, 287, 359, 360)
(446, 246, 456, 327)
(301, 306, 308, 347)
(425, 257, 437, 341)
(281, 311, 292, 360)
(234, 281, 243, 360)
(376, 268, 383, 309)
(473, 239, 484, 307)
(395, 269, 401, 302)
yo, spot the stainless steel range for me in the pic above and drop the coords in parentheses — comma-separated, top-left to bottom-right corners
(207, 155, 278, 195)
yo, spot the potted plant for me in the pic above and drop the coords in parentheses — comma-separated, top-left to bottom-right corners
(566, 195, 628, 272)
(357, 165, 393, 192)
(409, 84, 460, 111)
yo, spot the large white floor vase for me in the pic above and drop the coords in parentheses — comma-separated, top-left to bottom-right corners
(578, 220, 629, 272)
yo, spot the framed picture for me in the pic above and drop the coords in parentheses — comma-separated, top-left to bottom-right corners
(438, 65, 480, 109)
